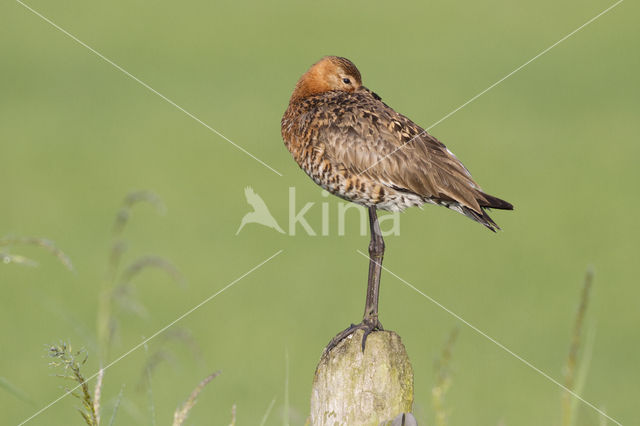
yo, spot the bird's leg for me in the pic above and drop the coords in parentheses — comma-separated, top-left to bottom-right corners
(325, 207, 385, 353)
(362, 206, 385, 333)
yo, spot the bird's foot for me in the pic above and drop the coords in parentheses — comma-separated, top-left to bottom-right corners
(324, 316, 384, 354)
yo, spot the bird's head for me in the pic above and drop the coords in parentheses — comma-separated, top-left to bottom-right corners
(289, 56, 362, 101)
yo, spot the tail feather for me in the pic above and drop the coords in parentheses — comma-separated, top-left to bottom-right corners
(479, 192, 513, 210)
(430, 192, 513, 232)
(440, 201, 502, 232)
(461, 206, 500, 232)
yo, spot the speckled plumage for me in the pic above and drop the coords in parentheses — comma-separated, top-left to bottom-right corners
(282, 56, 512, 231)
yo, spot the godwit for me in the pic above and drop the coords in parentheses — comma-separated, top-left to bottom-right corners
(281, 56, 513, 351)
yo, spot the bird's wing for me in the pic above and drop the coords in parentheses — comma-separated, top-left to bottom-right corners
(315, 89, 488, 213)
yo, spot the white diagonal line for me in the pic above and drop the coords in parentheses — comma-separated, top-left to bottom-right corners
(18, 249, 284, 426)
(16, 0, 283, 177)
(358, 0, 624, 176)
(356, 250, 622, 426)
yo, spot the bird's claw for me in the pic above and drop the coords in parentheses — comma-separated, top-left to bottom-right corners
(324, 317, 383, 354)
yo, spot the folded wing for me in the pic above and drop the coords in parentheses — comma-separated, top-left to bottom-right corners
(318, 89, 512, 229)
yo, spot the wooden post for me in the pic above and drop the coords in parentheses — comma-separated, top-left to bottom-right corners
(310, 329, 414, 425)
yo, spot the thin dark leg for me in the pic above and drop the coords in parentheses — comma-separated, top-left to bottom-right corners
(363, 206, 385, 322)
(325, 207, 385, 353)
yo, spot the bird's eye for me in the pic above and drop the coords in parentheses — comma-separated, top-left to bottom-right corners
(342, 78, 351, 84)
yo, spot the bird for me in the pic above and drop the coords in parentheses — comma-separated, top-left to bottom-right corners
(281, 56, 513, 352)
(236, 187, 285, 235)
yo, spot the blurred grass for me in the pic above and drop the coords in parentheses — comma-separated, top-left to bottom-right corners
(432, 328, 458, 426)
(561, 270, 602, 426)
(1, 0, 639, 424)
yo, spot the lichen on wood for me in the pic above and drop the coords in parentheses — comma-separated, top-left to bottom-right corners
(310, 329, 414, 425)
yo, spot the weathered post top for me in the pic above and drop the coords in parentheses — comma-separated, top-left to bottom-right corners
(310, 330, 414, 425)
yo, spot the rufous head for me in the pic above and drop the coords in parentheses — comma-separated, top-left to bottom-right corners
(290, 56, 363, 101)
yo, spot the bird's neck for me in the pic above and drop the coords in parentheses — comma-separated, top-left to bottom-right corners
(289, 68, 333, 103)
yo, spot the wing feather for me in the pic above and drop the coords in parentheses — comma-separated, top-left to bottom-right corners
(316, 89, 487, 214)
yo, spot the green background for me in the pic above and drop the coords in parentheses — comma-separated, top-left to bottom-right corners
(1, 0, 638, 424)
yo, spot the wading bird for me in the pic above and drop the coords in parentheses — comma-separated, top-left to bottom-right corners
(281, 56, 513, 351)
